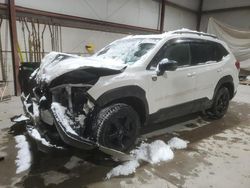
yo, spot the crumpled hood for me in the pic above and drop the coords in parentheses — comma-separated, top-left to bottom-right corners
(35, 52, 126, 84)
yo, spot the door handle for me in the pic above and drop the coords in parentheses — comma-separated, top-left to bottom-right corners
(187, 72, 196, 77)
(217, 68, 222, 72)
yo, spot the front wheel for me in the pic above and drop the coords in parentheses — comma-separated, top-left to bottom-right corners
(204, 87, 230, 120)
(92, 103, 140, 152)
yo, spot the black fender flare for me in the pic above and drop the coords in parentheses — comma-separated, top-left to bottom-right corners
(95, 85, 149, 122)
(213, 75, 235, 100)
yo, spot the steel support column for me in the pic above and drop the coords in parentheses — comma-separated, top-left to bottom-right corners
(196, 0, 203, 31)
(9, 0, 20, 95)
(160, 0, 165, 33)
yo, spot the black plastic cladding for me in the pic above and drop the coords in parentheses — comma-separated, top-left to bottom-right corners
(96, 85, 149, 124)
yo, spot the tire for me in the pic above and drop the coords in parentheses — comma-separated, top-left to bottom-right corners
(92, 103, 140, 152)
(205, 87, 230, 120)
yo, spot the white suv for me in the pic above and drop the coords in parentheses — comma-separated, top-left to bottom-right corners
(21, 29, 239, 152)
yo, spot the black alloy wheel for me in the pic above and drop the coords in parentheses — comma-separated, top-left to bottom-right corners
(92, 103, 140, 152)
(206, 87, 230, 119)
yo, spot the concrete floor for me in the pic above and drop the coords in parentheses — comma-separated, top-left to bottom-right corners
(0, 85, 250, 188)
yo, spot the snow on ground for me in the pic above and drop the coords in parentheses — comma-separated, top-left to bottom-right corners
(106, 138, 188, 179)
(119, 173, 177, 188)
(27, 127, 64, 149)
(12, 115, 29, 122)
(142, 117, 210, 139)
(232, 85, 250, 104)
(14, 135, 32, 174)
(42, 170, 72, 186)
(168, 137, 189, 149)
(106, 160, 140, 179)
(182, 126, 250, 188)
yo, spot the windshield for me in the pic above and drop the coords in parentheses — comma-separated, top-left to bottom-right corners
(94, 38, 160, 65)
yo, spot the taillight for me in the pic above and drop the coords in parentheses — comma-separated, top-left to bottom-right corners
(235, 60, 240, 70)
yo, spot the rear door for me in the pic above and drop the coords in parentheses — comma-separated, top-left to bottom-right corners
(189, 40, 228, 101)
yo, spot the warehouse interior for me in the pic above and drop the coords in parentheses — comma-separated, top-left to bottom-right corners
(0, 0, 250, 187)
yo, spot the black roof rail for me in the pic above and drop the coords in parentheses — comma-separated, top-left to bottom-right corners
(173, 30, 218, 39)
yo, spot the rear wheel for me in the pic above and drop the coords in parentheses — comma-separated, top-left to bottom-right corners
(92, 103, 140, 152)
(205, 87, 230, 119)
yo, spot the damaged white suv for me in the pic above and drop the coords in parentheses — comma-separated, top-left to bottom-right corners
(21, 29, 239, 152)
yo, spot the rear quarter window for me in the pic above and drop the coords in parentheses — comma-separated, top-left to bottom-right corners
(216, 43, 229, 60)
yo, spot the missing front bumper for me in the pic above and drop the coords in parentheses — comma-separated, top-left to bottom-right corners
(51, 103, 97, 150)
(21, 93, 97, 151)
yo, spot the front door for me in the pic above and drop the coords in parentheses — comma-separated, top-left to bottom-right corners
(147, 41, 197, 119)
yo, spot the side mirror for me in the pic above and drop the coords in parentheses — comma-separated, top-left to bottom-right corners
(157, 58, 178, 76)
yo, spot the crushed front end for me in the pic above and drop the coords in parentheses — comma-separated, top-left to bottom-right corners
(21, 83, 98, 151)
(19, 52, 126, 153)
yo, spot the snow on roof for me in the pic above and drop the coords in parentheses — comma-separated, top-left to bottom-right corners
(125, 28, 218, 40)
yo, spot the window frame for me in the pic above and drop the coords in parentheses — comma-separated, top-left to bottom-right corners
(146, 38, 230, 71)
(146, 38, 192, 70)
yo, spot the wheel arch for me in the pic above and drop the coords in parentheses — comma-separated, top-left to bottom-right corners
(214, 75, 235, 100)
(95, 85, 149, 124)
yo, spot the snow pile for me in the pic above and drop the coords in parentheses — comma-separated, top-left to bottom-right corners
(131, 140, 174, 164)
(106, 138, 188, 179)
(51, 102, 77, 136)
(12, 115, 29, 122)
(14, 135, 32, 174)
(106, 160, 140, 179)
(168, 137, 189, 149)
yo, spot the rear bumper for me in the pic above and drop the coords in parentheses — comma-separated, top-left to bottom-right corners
(21, 94, 97, 151)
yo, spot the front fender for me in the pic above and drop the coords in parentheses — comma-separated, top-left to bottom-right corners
(95, 85, 149, 120)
